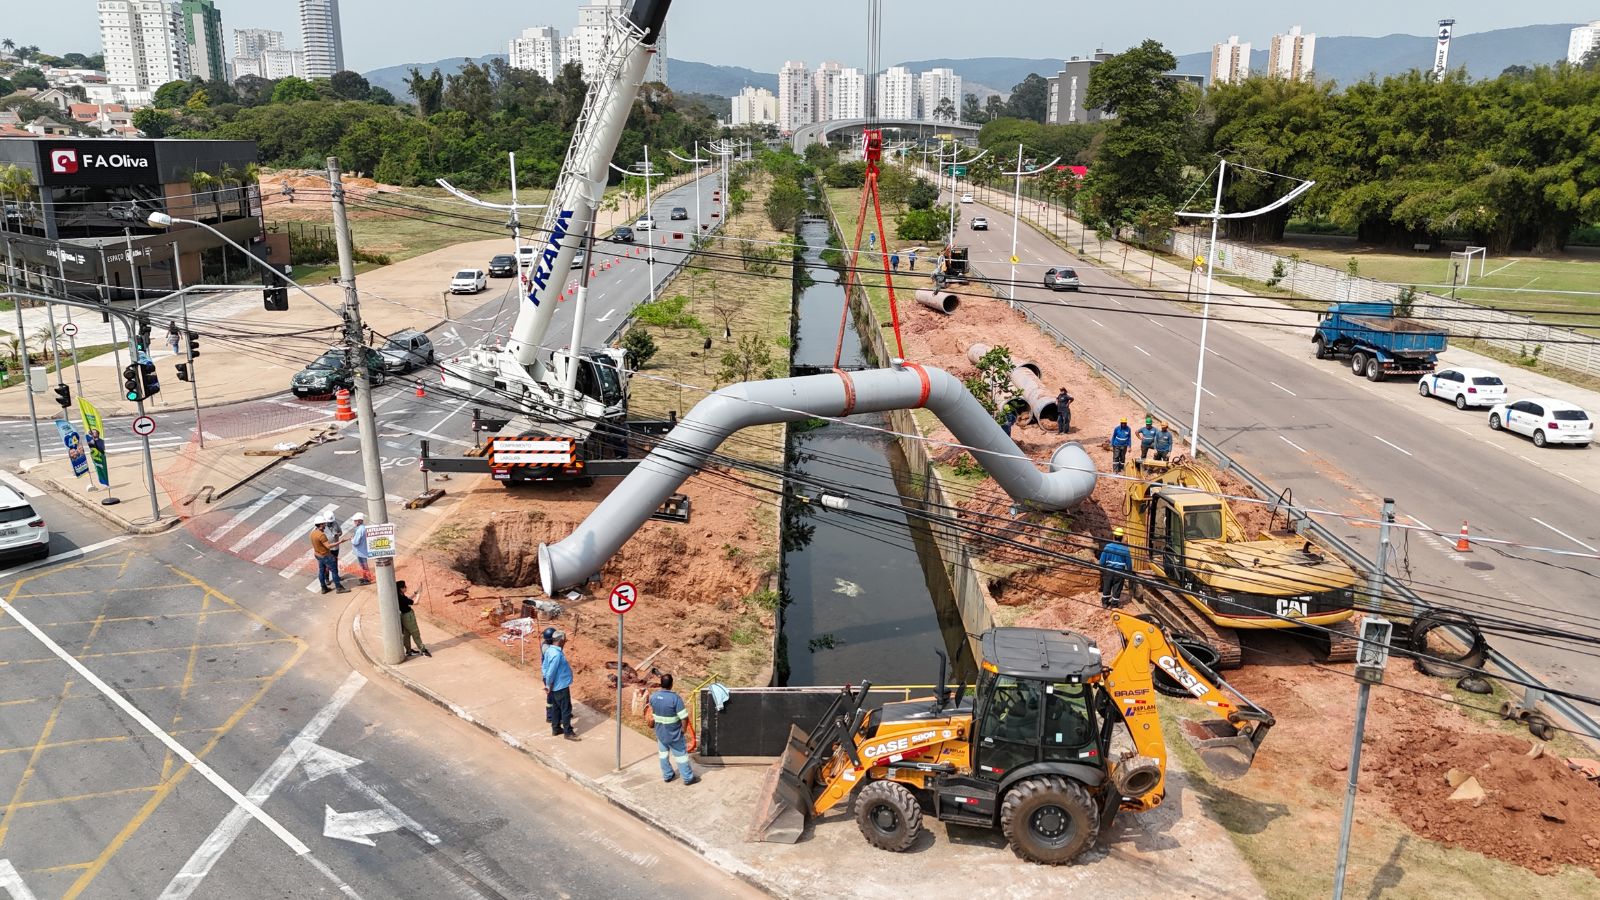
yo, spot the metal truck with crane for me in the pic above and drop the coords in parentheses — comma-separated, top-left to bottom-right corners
(434, 0, 672, 482)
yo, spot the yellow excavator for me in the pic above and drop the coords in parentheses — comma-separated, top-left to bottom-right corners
(1121, 459, 1360, 667)
(754, 616, 1273, 865)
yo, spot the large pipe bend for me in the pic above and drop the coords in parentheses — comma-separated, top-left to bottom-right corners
(538, 364, 1097, 594)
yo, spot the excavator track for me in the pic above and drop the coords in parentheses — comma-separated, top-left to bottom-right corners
(1313, 616, 1361, 663)
(1128, 584, 1244, 670)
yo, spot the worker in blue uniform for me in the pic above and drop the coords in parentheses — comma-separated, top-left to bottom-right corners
(650, 673, 696, 785)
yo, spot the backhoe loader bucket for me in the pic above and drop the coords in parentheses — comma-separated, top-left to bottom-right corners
(749, 682, 872, 844)
(1179, 713, 1273, 781)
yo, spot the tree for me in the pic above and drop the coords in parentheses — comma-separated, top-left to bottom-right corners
(0, 76, 12, 97)
(933, 96, 957, 124)
(1081, 40, 1197, 230)
(905, 177, 939, 210)
(961, 93, 983, 123)
(1004, 74, 1049, 122)
(184, 88, 211, 112)
(824, 160, 865, 188)
(895, 207, 948, 241)
(1, 39, 14, 54)
(620, 328, 657, 369)
(717, 334, 778, 385)
(984, 95, 1005, 121)
(270, 76, 319, 104)
(764, 175, 806, 231)
(233, 75, 273, 107)
(329, 70, 371, 101)
(132, 107, 178, 138)
(10, 68, 46, 91)
(368, 86, 397, 106)
(963, 345, 1016, 417)
(405, 68, 443, 116)
(442, 61, 493, 119)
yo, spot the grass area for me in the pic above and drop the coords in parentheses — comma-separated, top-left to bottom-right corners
(0, 343, 119, 390)
(1261, 242, 1600, 334)
(825, 187, 935, 327)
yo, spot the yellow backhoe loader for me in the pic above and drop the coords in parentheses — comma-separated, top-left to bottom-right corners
(753, 616, 1273, 865)
(1121, 459, 1361, 667)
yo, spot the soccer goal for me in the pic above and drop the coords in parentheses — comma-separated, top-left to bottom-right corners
(1449, 246, 1487, 286)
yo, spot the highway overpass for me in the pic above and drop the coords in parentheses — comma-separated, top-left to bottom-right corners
(791, 118, 981, 152)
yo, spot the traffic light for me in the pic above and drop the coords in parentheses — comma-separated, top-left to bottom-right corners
(186, 331, 200, 358)
(53, 384, 71, 409)
(264, 271, 289, 311)
(140, 360, 160, 398)
(175, 362, 189, 382)
(123, 364, 145, 402)
(135, 320, 152, 353)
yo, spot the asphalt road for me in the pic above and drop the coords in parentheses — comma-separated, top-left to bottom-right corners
(0, 470, 758, 899)
(950, 192, 1600, 701)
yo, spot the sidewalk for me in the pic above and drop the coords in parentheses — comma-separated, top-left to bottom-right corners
(345, 591, 1261, 899)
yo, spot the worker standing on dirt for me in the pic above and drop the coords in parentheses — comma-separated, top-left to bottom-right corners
(542, 629, 578, 740)
(1055, 388, 1072, 434)
(1136, 420, 1158, 460)
(650, 674, 696, 786)
(1098, 528, 1132, 608)
(1154, 423, 1174, 461)
(1001, 407, 1018, 438)
(396, 580, 431, 659)
(1110, 417, 1132, 473)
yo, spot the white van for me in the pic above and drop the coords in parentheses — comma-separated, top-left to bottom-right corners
(0, 486, 49, 561)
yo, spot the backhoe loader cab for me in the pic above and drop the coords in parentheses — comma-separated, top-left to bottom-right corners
(755, 619, 1273, 866)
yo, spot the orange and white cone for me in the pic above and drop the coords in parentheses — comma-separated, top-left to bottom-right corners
(1456, 520, 1471, 553)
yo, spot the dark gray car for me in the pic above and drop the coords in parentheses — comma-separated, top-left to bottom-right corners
(377, 329, 436, 373)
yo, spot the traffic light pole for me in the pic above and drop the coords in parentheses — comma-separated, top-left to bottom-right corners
(123, 320, 160, 524)
(6, 242, 44, 463)
(172, 242, 204, 448)
(328, 156, 404, 666)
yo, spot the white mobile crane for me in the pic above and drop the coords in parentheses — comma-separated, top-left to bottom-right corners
(439, 0, 672, 481)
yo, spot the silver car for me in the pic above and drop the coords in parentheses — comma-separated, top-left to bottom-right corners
(378, 329, 436, 373)
(1044, 266, 1081, 291)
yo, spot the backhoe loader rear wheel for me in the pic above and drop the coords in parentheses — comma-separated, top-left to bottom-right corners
(854, 780, 922, 852)
(1000, 776, 1099, 865)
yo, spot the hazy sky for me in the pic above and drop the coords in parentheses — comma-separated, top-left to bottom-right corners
(9, 1, 1592, 74)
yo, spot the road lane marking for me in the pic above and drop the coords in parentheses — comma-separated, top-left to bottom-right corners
(1268, 381, 1297, 396)
(1134, 345, 1151, 357)
(0, 471, 42, 498)
(1151, 320, 1166, 329)
(1530, 517, 1599, 554)
(1279, 435, 1307, 453)
(158, 672, 366, 900)
(1558, 472, 1582, 485)
(250, 500, 326, 564)
(1090, 318, 1104, 328)
(0, 537, 131, 584)
(1191, 382, 1216, 398)
(1373, 435, 1413, 457)
(283, 464, 402, 502)
(0, 596, 309, 861)
(0, 859, 39, 899)
(207, 487, 286, 541)
(232, 494, 310, 555)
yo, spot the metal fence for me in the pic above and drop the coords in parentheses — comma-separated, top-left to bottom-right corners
(1170, 232, 1600, 377)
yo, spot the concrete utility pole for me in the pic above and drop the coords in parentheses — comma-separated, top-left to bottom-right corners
(172, 242, 204, 448)
(1001, 144, 1060, 305)
(328, 156, 404, 665)
(6, 242, 44, 463)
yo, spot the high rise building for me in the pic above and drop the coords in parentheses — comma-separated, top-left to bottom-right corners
(811, 61, 842, 123)
(1045, 52, 1112, 125)
(564, 0, 666, 84)
(876, 65, 915, 119)
(232, 27, 283, 59)
(1568, 20, 1600, 64)
(298, 0, 344, 79)
(777, 60, 812, 132)
(731, 86, 777, 127)
(917, 67, 961, 122)
(1210, 35, 1251, 85)
(832, 67, 865, 120)
(1267, 25, 1316, 80)
(98, 1, 192, 91)
(509, 26, 563, 82)
(230, 29, 297, 82)
(179, 0, 225, 81)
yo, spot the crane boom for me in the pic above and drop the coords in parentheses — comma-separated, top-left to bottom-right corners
(509, 0, 671, 373)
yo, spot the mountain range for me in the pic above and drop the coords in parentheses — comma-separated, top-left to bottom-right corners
(363, 23, 1579, 104)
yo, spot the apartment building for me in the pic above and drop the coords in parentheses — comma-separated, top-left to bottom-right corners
(917, 67, 961, 121)
(876, 65, 915, 119)
(509, 26, 562, 82)
(98, 1, 192, 92)
(298, 0, 344, 79)
(777, 60, 812, 132)
(731, 86, 777, 127)
(1267, 25, 1316, 80)
(1211, 35, 1250, 85)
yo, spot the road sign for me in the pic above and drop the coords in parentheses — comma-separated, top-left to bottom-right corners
(131, 415, 155, 437)
(1193, 255, 1207, 271)
(946, 165, 967, 176)
(365, 522, 397, 559)
(609, 581, 637, 615)
(60, 322, 78, 338)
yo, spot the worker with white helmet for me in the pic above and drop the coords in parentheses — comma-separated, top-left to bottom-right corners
(351, 511, 372, 584)
(308, 511, 348, 594)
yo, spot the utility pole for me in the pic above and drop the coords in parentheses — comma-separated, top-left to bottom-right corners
(54, 255, 84, 413)
(124, 313, 160, 523)
(172, 242, 204, 448)
(6, 242, 44, 463)
(1002, 144, 1060, 306)
(328, 156, 404, 665)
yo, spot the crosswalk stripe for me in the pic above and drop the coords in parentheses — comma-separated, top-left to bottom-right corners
(282, 463, 401, 502)
(0, 470, 43, 498)
(236, 495, 312, 556)
(207, 487, 286, 541)
(256, 501, 334, 567)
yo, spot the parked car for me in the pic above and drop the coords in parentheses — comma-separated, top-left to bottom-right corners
(1044, 266, 1081, 291)
(377, 329, 436, 373)
(1487, 398, 1593, 448)
(670, 206, 689, 220)
(970, 216, 989, 230)
(633, 215, 655, 231)
(1418, 367, 1506, 410)
(0, 485, 49, 562)
(450, 269, 488, 294)
(960, 193, 974, 204)
(291, 347, 388, 398)
(487, 254, 517, 277)
(612, 225, 635, 243)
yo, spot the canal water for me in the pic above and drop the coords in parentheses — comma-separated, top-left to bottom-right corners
(777, 217, 972, 687)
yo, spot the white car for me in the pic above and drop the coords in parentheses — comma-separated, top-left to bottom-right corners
(960, 193, 974, 204)
(449, 269, 487, 294)
(1487, 398, 1594, 448)
(970, 216, 989, 230)
(633, 215, 655, 230)
(0, 485, 49, 562)
(1418, 367, 1506, 410)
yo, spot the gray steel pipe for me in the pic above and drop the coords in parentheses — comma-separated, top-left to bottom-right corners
(967, 343, 1052, 420)
(966, 343, 1041, 378)
(538, 364, 1097, 594)
(915, 288, 960, 315)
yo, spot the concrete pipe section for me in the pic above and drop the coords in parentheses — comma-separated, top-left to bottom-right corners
(915, 289, 960, 315)
(966, 343, 1054, 421)
(538, 363, 1097, 594)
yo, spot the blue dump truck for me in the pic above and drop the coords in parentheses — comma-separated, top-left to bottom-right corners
(1312, 302, 1449, 382)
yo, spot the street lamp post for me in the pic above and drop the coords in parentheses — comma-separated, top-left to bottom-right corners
(1001, 145, 1060, 305)
(610, 149, 662, 304)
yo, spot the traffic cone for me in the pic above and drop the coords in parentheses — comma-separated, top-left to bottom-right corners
(415, 382, 426, 398)
(334, 388, 355, 422)
(1456, 520, 1471, 552)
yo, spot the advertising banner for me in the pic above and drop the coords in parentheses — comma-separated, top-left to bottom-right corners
(54, 419, 90, 478)
(77, 398, 111, 487)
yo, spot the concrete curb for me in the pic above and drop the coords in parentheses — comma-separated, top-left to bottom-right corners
(15, 459, 183, 535)
(343, 610, 779, 898)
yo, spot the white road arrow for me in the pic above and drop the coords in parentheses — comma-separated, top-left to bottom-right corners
(0, 860, 39, 900)
(292, 738, 363, 782)
(324, 806, 403, 847)
(596, 308, 616, 323)
(294, 740, 441, 845)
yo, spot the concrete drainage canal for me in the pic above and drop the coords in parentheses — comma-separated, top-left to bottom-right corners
(775, 215, 974, 687)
